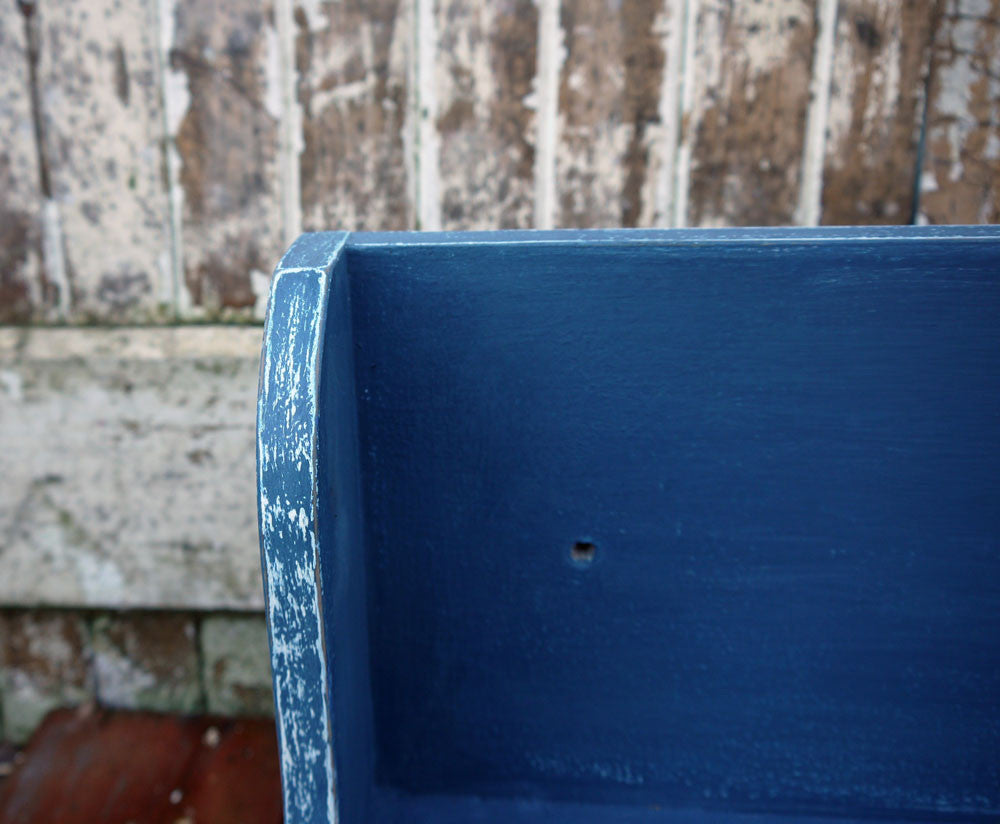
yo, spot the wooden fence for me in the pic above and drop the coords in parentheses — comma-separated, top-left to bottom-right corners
(0, 0, 997, 323)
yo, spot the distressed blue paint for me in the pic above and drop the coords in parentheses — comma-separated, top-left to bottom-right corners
(258, 232, 347, 824)
(259, 227, 1000, 823)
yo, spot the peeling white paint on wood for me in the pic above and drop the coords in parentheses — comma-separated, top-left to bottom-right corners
(434, 0, 537, 229)
(0, 3, 43, 319)
(680, 0, 816, 227)
(0, 0, 172, 321)
(41, 0, 174, 320)
(274, 0, 303, 247)
(299, 0, 412, 232)
(672, 0, 698, 228)
(920, 0, 1000, 224)
(40, 197, 69, 318)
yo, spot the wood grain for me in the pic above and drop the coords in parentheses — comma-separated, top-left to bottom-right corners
(269, 226, 1000, 822)
(554, 0, 671, 228)
(821, 0, 940, 224)
(38, 0, 171, 320)
(169, 0, 283, 315)
(555, 0, 624, 227)
(298, 0, 412, 232)
(683, 0, 817, 227)
(436, 0, 537, 229)
(919, 0, 1000, 223)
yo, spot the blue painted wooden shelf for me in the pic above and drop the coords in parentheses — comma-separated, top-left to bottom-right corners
(257, 228, 1000, 824)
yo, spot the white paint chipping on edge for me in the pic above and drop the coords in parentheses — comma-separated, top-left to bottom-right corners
(258, 238, 347, 824)
(795, 0, 838, 226)
(41, 198, 69, 319)
(274, 0, 303, 246)
(533, 0, 563, 230)
(672, 0, 698, 228)
(415, 0, 441, 231)
(653, 0, 686, 227)
(152, 0, 191, 316)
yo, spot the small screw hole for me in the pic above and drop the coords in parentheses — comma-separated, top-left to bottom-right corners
(570, 540, 596, 566)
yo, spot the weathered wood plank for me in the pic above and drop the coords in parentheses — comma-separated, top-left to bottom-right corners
(0, 2, 42, 323)
(298, 0, 412, 232)
(820, 1, 939, 224)
(555, 0, 673, 228)
(167, 0, 283, 316)
(682, 0, 817, 227)
(0, 327, 263, 610)
(919, 0, 1000, 224)
(257, 234, 345, 824)
(34, 0, 172, 320)
(436, 0, 537, 229)
(555, 0, 624, 227)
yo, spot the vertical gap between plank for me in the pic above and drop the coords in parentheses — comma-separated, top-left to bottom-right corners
(193, 613, 209, 713)
(794, 0, 838, 226)
(533, 0, 562, 230)
(672, 0, 697, 228)
(909, 70, 931, 225)
(653, 0, 686, 227)
(152, 0, 188, 317)
(415, 0, 441, 231)
(275, 0, 302, 247)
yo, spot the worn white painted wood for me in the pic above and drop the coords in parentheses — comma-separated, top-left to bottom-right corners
(795, 0, 838, 226)
(416, 0, 442, 231)
(0, 327, 263, 610)
(533, 0, 563, 229)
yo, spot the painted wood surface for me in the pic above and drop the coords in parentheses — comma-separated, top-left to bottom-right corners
(820, 0, 939, 224)
(260, 227, 1000, 823)
(435, 0, 538, 230)
(167, 0, 285, 315)
(2, 0, 1000, 321)
(298, 0, 412, 233)
(555, 0, 625, 228)
(682, 0, 817, 227)
(40, 0, 170, 320)
(919, 0, 1000, 223)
